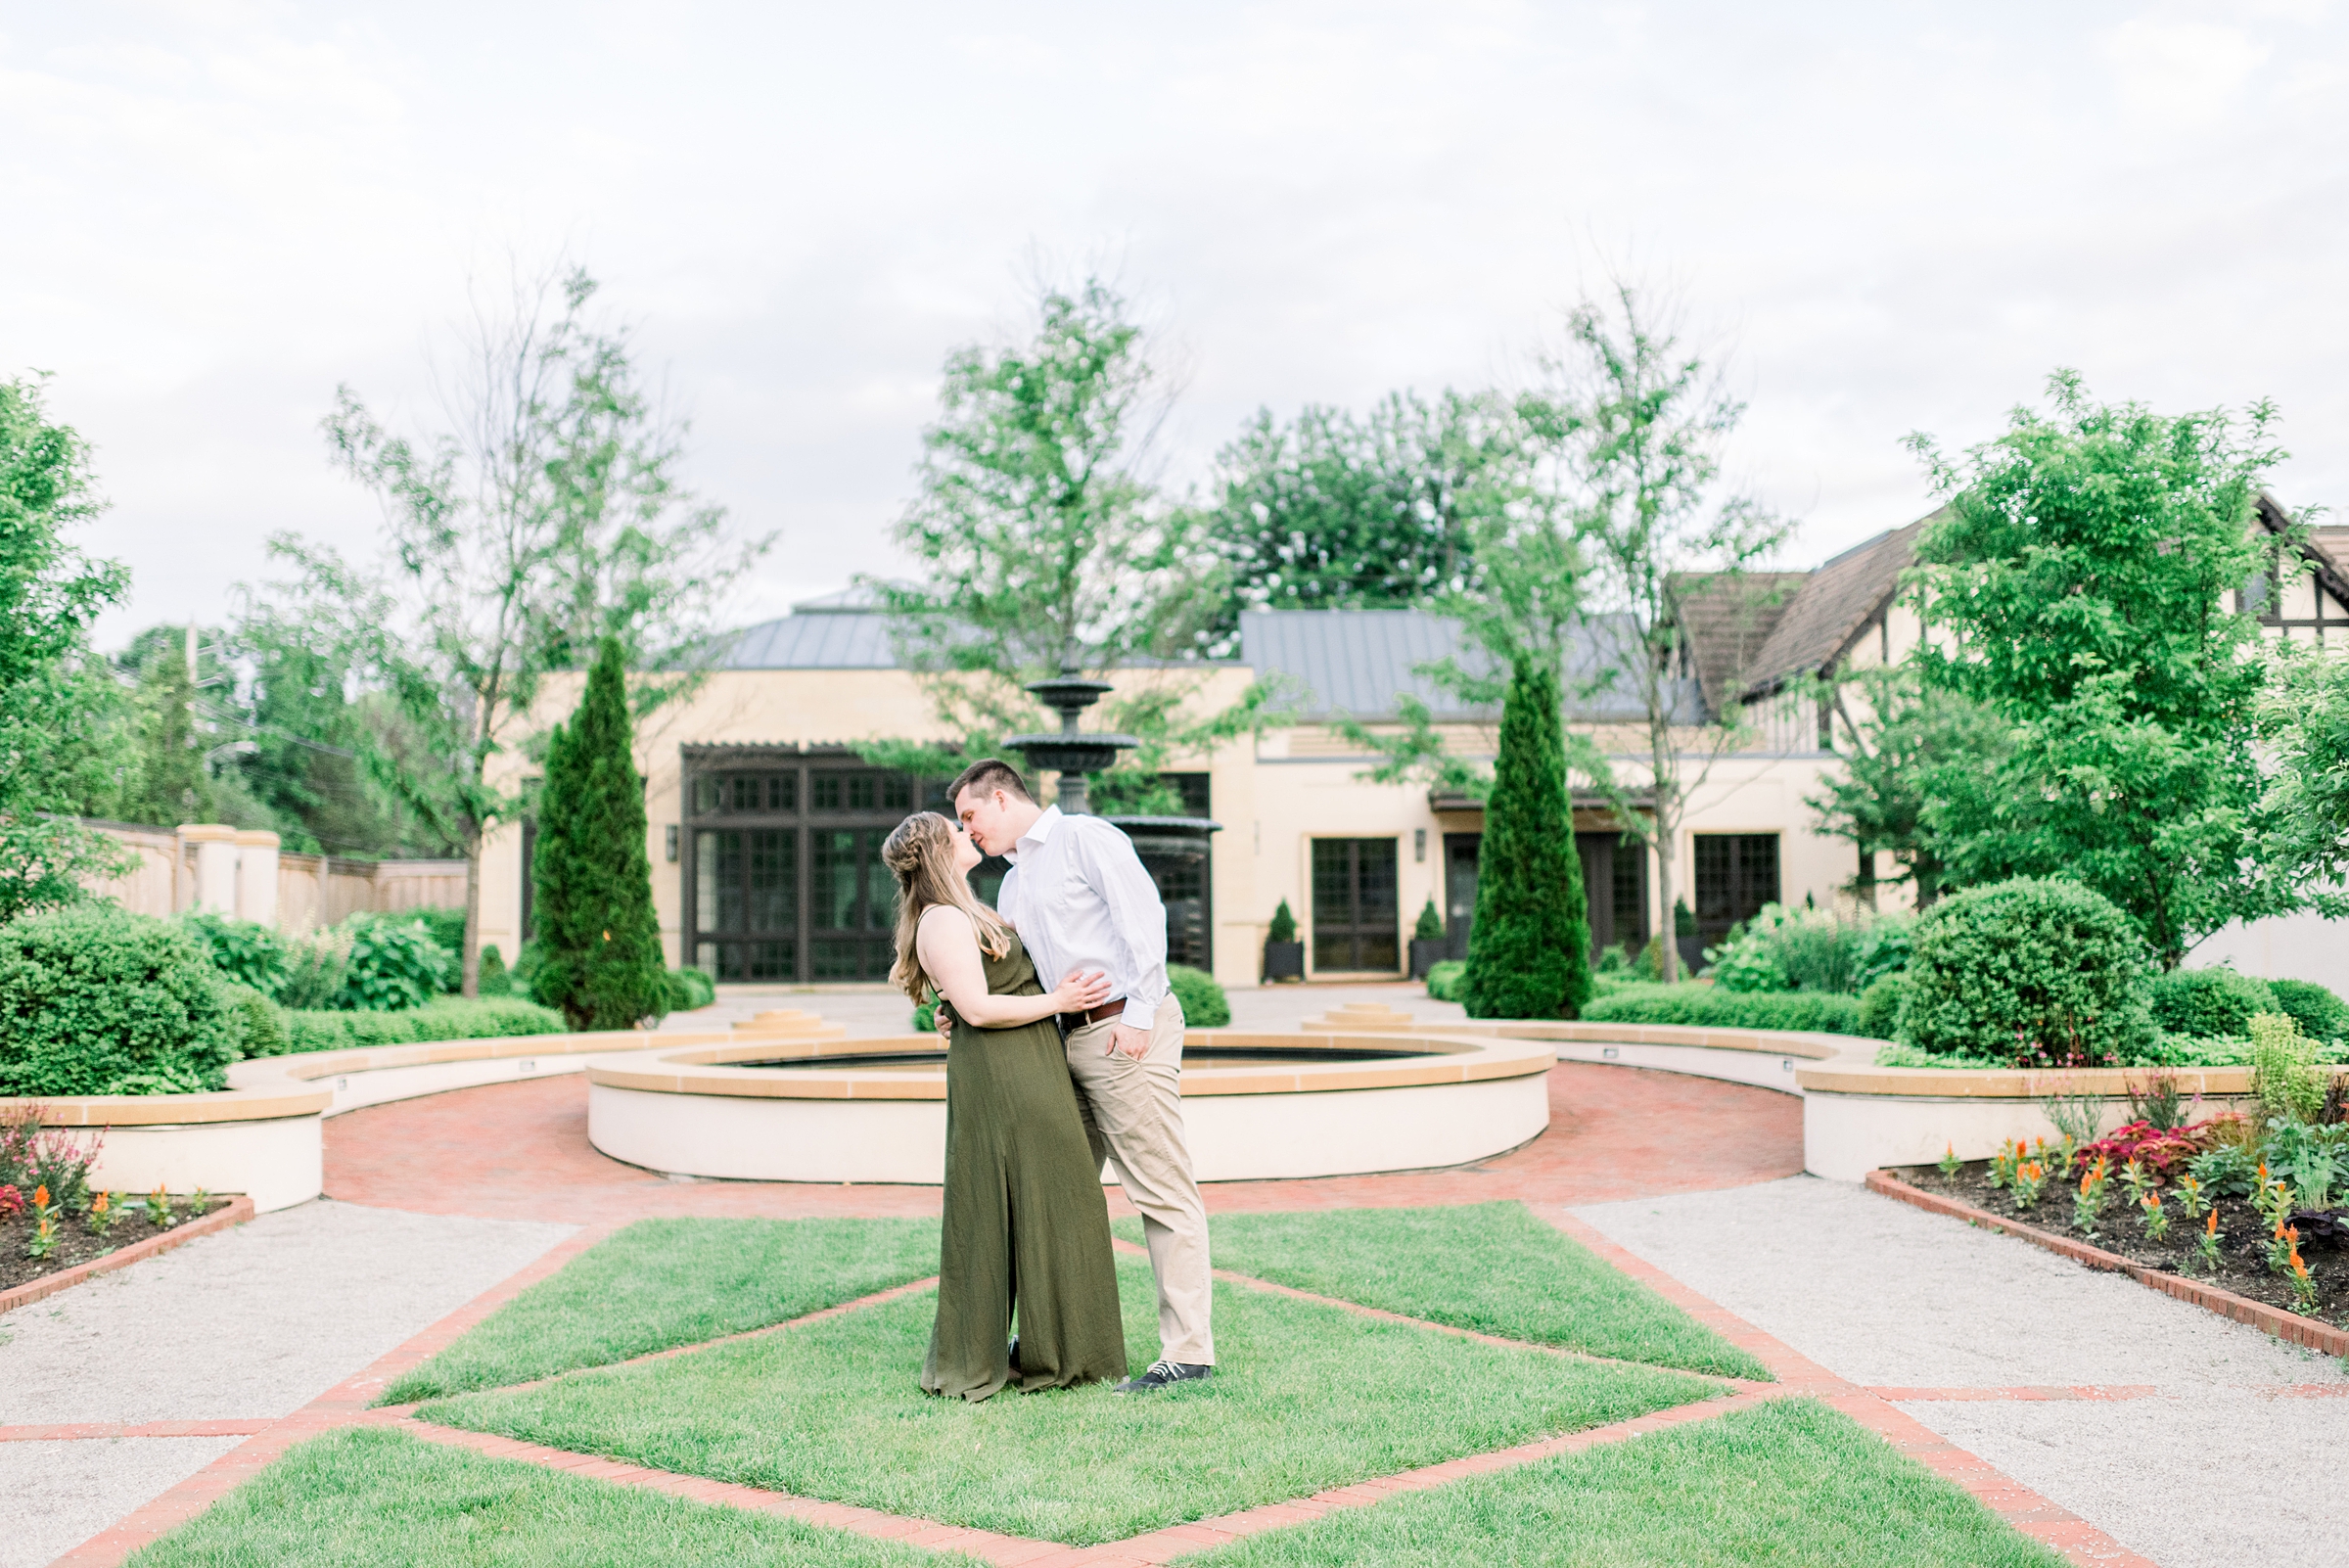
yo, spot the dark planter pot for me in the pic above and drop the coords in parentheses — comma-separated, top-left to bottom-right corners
(1263, 941, 1305, 983)
(1408, 939, 1448, 980)
(1676, 936, 1708, 978)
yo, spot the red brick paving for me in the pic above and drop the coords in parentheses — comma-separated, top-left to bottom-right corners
(322, 1060, 1802, 1222)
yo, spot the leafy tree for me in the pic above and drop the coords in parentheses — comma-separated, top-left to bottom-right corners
(1198, 390, 1519, 648)
(1462, 659, 1591, 1019)
(258, 264, 766, 992)
(1905, 373, 2291, 967)
(1806, 666, 2010, 907)
(1530, 284, 1789, 982)
(863, 279, 1268, 798)
(2256, 641, 2349, 915)
(0, 375, 133, 919)
(530, 636, 667, 1031)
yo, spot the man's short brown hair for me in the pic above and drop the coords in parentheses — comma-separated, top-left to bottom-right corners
(946, 758, 1034, 806)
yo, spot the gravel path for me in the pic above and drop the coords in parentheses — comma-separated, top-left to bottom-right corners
(1574, 1175, 2349, 1568)
(2, 1199, 573, 1564)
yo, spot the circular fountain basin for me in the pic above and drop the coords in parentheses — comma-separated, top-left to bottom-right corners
(584, 1027, 1552, 1184)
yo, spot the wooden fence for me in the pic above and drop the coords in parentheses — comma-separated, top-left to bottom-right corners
(76, 818, 467, 930)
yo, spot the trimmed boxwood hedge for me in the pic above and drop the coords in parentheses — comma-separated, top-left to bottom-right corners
(1579, 984, 1865, 1036)
(282, 997, 566, 1054)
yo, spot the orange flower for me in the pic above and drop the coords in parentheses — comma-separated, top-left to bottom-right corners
(91, 1192, 108, 1215)
(2206, 1210, 2220, 1235)
(32, 1184, 47, 1208)
(2143, 1192, 2162, 1212)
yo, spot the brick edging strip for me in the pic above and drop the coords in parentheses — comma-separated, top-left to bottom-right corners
(1867, 1170, 2349, 1359)
(0, 1195, 254, 1318)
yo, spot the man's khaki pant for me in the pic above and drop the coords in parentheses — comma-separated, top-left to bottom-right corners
(1063, 993, 1215, 1365)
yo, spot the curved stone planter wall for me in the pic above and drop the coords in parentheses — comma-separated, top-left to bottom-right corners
(6, 1029, 715, 1213)
(1796, 1061, 2253, 1181)
(585, 1030, 1556, 1184)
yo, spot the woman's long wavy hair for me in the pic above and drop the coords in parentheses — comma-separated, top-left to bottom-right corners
(883, 811, 1014, 1004)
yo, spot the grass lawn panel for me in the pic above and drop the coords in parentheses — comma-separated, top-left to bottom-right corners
(1174, 1397, 2069, 1568)
(418, 1257, 1722, 1545)
(1157, 1202, 1770, 1381)
(382, 1217, 941, 1404)
(124, 1426, 974, 1568)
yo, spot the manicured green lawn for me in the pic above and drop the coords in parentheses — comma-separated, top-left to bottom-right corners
(418, 1256, 1725, 1545)
(1164, 1202, 1771, 1381)
(381, 1218, 941, 1404)
(122, 1426, 974, 1568)
(1173, 1397, 2069, 1568)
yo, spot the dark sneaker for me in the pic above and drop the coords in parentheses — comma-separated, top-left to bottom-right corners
(1113, 1360, 1214, 1395)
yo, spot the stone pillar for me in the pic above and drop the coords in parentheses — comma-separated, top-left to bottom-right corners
(179, 824, 239, 916)
(234, 830, 281, 927)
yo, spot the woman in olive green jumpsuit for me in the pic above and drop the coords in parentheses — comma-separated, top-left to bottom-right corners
(882, 812, 1127, 1401)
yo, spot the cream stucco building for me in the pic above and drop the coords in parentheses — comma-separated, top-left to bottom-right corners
(473, 496, 2349, 993)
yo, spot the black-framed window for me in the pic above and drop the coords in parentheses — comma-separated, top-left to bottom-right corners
(1443, 833, 1480, 961)
(1693, 834, 1779, 945)
(1576, 832, 1651, 959)
(683, 752, 921, 985)
(1312, 838, 1399, 972)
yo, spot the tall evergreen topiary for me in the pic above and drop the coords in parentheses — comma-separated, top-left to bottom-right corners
(530, 636, 668, 1032)
(1462, 660, 1591, 1020)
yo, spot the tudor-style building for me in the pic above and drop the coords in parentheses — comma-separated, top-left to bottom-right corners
(472, 496, 2349, 992)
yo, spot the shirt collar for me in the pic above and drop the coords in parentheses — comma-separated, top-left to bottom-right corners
(1005, 805, 1061, 863)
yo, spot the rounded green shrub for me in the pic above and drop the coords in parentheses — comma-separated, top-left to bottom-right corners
(1168, 964, 1230, 1027)
(0, 906, 238, 1096)
(1424, 959, 1466, 1002)
(666, 967, 717, 1012)
(1267, 899, 1297, 945)
(2269, 978, 2349, 1046)
(1897, 877, 2155, 1065)
(2148, 967, 2279, 1039)
(1859, 972, 1905, 1040)
(477, 944, 514, 997)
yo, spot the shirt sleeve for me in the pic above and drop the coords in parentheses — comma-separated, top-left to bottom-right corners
(1068, 818, 1168, 1030)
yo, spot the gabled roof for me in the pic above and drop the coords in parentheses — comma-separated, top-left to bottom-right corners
(1665, 572, 1808, 715)
(1737, 513, 1936, 700)
(2256, 490, 2349, 609)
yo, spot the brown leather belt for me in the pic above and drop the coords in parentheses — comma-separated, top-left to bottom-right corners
(1058, 998, 1128, 1031)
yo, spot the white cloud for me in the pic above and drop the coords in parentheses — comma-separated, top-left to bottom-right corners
(2102, 15, 2272, 121)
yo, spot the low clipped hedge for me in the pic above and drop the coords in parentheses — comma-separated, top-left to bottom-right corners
(1580, 983, 1866, 1036)
(0, 906, 242, 1095)
(281, 997, 566, 1055)
(2148, 967, 2277, 1039)
(1425, 960, 1466, 1002)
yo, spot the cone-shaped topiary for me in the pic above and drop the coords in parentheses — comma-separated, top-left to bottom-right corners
(1462, 659, 1591, 1020)
(530, 636, 669, 1032)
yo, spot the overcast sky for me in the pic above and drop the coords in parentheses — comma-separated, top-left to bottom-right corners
(10, 1, 2346, 648)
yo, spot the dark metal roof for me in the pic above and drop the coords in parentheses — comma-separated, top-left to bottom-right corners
(1237, 608, 1683, 722)
(710, 609, 898, 669)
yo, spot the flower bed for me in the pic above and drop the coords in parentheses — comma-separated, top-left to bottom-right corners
(1890, 1138, 2344, 1330)
(0, 1184, 228, 1297)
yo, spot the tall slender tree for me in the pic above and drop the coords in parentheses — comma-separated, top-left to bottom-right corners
(1529, 283, 1789, 983)
(530, 636, 668, 1031)
(262, 263, 766, 992)
(1462, 659, 1591, 1019)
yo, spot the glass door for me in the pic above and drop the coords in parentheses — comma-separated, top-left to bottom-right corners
(1311, 838, 1401, 972)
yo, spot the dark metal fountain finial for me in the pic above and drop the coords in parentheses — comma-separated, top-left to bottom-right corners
(1004, 644, 1134, 815)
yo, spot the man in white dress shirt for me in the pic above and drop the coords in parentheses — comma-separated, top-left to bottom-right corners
(947, 757, 1215, 1394)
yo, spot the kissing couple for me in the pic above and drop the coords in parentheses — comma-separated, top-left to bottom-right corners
(882, 758, 1217, 1403)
